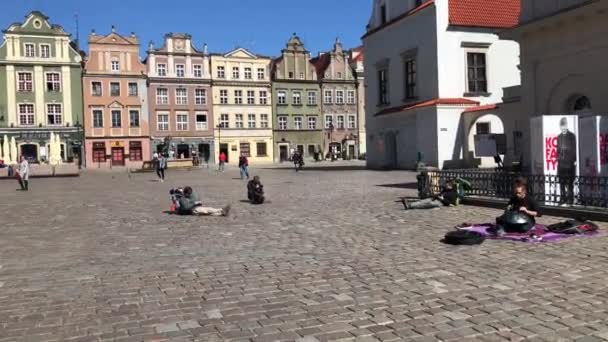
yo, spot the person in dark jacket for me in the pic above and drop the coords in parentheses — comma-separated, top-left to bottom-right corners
(492, 178, 540, 236)
(402, 181, 458, 210)
(247, 176, 265, 204)
(238, 154, 250, 180)
(557, 117, 577, 205)
(176, 186, 231, 216)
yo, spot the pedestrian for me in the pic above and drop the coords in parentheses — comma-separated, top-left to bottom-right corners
(247, 176, 265, 204)
(157, 153, 167, 182)
(219, 151, 226, 172)
(17, 155, 29, 191)
(238, 153, 249, 180)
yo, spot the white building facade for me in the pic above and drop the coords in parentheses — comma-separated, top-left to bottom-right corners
(363, 0, 521, 169)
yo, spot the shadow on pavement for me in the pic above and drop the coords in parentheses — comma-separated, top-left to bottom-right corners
(261, 165, 368, 172)
(377, 182, 418, 190)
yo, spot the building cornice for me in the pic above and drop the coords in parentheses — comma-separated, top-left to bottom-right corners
(211, 80, 271, 87)
(148, 77, 211, 85)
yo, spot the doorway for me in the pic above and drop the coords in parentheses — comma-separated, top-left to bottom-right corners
(199, 143, 210, 163)
(20, 144, 38, 163)
(348, 145, 355, 159)
(111, 147, 125, 166)
(279, 144, 288, 162)
(177, 144, 190, 159)
(220, 143, 229, 163)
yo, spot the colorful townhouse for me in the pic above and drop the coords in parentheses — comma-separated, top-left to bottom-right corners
(0, 11, 83, 165)
(210, 48, 273, 164)
(312, 39, 360, 160)
(146, 33, 214, 162)
(83, 26, 149, 168)
(271, 34, 323, 162)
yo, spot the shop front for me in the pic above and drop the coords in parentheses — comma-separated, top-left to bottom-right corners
(151, 137, 215, 164)
(85, 139, 150, 168)
(0, 127, 83, 166)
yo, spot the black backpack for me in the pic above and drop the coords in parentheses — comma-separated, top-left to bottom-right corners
(442, 230, 485, 245)
(547, 220, 599, 235)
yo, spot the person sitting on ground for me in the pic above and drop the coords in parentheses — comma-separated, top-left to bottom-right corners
(176, 186, 231, 216)
(492, 178, 539, 236)
(247, 176, 265, 204)
(402, 180, 458, 210)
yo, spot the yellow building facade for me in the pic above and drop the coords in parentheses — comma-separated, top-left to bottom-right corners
(211, 48, 273, 164)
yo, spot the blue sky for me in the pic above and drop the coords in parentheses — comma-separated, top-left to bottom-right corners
(1, 0, 371, 57)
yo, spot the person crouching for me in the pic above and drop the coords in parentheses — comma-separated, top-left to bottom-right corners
(247, 176, 265, 204)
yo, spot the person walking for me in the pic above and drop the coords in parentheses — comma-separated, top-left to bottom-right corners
(157, 153, 167, 182)
(238, 153, 250, 180)
(17, 156, 29, 191)
(218, 151, 227, 173)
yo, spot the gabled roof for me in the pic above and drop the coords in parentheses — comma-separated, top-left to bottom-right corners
(449, 0, 520, 29)
(223, 47, 257, 59)
(89, 28, 138, 45)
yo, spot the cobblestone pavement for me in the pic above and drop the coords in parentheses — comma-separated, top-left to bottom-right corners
(1, 164, 608, 342)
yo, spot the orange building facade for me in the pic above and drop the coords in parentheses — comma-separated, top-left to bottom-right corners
(82, 27, 150, 168)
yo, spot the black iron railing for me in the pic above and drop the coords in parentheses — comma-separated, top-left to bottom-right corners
(418, 170, 608, 209)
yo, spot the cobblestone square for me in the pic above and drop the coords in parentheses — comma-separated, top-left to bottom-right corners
(1, 164, 608, 341)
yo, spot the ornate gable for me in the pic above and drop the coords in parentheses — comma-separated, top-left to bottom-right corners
(5, 11, 70, 36)
(225, 47, 257, 59)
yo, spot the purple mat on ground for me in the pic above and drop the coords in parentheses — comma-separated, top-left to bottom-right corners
(458, 224, 600, 243)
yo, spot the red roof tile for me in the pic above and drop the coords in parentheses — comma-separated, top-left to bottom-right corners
(376, 98, 479, 116)
(462, 103, 499, 113)
(449, 0, 520, 28)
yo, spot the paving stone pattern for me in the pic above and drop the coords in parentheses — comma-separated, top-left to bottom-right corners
(1, 165, 608, 341)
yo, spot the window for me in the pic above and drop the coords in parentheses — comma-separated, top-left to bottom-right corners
(256, 142, 267, 156)
(308, 145, 316, 156)
(299, 72, 304, 79)
(92, 81, 102, 96)
(110, 82, 120, 96)
(336, 90, 345, 104)
(157, 63, 167, 76)
(111, 110, 122, 127)
(196, 113, 208, 130)
(220, 90, 228, 104)
(235, 114, 244, 128)
(347, 90, 355, 104)
(404, 58, 417, 99)
(193, 65, 202, 78)
(476, 122, 490, 135)
(244, 67, 252, 79)
(337, 72, 343, 79)
(260, 114, 269, 128)
(294, 116, 303, 130)
(217, 66, 225, 78)
(93, 143, 106, 162)
(278, 116, 287, 130)
(240, 143, 251, 157)
(234, 90, 243, 104)
(176, 88, 187, 105)
(324, 90, 333, 104)
(176, 113, 188, 131)
(232, 66, 240, 79)
(46, 73, 61, 92)
(111, 60, 120, 72)
(348, 115, 356, 129)
(325, 115, 333, 129)
(19, 104, 35, 126)
(259, 91, 268, 105)
(248, 114, 256, 128)
(293, 91, 302, 105)
(257, 68, 265, 80)
(25, 43, 35, 57)
(288, 71, 294, 79)
(129, 110, 140, 128)
(129, 142, 142, 161)
(40, 45, 50, 58)
(195, 89, 207, 105)
(47, 104, 62, 125)
(17, 72, 33, 92)
(220, 113, 229, 128)
(247, 90, 255, 105)
(128, 82, 138, 96)
(278, 91, 286, 105)
(157, 113, 169, 131)
(378, 69, 389, 105)
(380, 4, 387, 24)
(337, 115, 345, 129)
(156, 88, 168, 104)
(92, 109, 103, 128)
(308, 116, 317, 129)
(175, 64, 185, 78)
(308, 91, 317, 105)
(467, 52, 487, 93)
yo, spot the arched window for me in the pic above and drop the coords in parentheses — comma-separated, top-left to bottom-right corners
(573, 96, 591, 112)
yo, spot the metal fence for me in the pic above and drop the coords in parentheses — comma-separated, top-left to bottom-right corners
(418, 169, 608, 209)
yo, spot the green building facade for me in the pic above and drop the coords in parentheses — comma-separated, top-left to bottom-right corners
(0, 11, 83, 165)
(272, 34, 323, 162)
